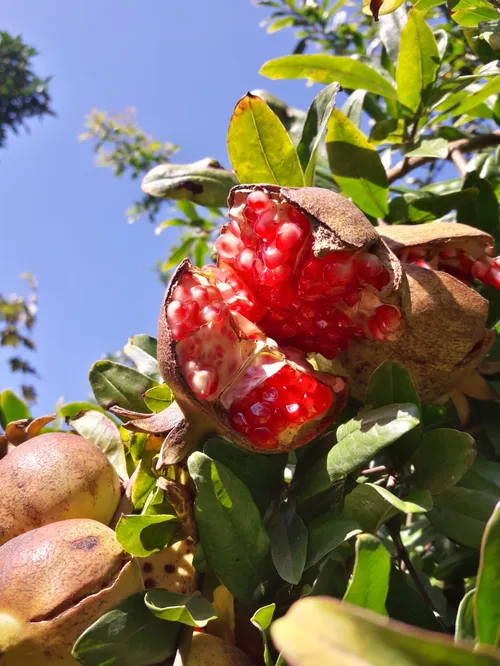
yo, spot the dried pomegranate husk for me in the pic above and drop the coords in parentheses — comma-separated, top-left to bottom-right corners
(220, 185, 410, 357)
(380, 222, 500, 288)
(345, 263, 493, 403)
(156, 259, 349, 455)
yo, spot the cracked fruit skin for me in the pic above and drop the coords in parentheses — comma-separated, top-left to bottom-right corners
(345, 263, 491, 403)
(157, 185, 409, 454)
(0, 432, 121, 547)
(0, 519, 143, 666)
(186, 633, 254, 666)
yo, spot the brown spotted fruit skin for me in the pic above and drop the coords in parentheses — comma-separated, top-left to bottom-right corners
(138, 537, 198, 594)
(345, 263, 491, 403)
(0, 432, 121, 547)
(0, 519, 143, 665)
(187, 633, 254, 666)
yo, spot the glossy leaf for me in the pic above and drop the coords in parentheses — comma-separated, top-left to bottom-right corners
(266, 502, 308, 584)
(344, 484, 432, 533)
(378, 7, 408, 61)
(188, 451, 273, 604)
(457, 171, 500, 241)
(456, 589, 476, 642)
(131, 452, 157, 510)
(306, 514, 361, 569)
(89, 360, 156, 413)
(365, 361, 420, 410)
(297, 403, 420, 499)
(260, 55, 397, 99)
(227, 93, 304, 187)
(58, 401, 109, 420)
(405, 138, 449, 158)
(430, 487, 498, 549)
(251, 604, 276, 666)
(68, 409, 129, 480)
(144, 590, 216, 627)
(115, 514, 180, 557)
(204, 437, 286, 515)
(297, 82, 339, 186)
(143, 385, 174, 413)
(451, 0, 499, 27)
(362, 0, 405, 18)
(389, 188, 479, 224)
(396, 8, 440, 114)
(475, 502, 500, 647)
(343, 534, 390, 616)
(341, 90, 366, 128)
(326, 109, 389, 218)
(409, 429, 475, 494)
(271, 596, 500, 666)
(141, 159, 238, 207)
(72, 592, 180, 666)
(123, 335, 160, 382)
(0, 389, 29, 428)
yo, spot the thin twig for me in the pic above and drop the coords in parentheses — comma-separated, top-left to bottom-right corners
(449, 148, 468, 178)
(360, 464, 388, 476)
(387, 519, 448, 633)
(387, 131, 500, 184)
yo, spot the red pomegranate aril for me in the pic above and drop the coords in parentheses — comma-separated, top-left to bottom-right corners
(439, 248, 458, 259)
(191, 285, 211, 307)
(188, 369, 218, 399)
(172, 285, 192, 302)
(269, 284, 295, 307)
(244, 206, 257, 224)
(490, 267, 500, 289)
(375, 305, 401, 335)
(344, 290, 360, 307)
(262, 387, 279, 403)
(297, 373, 318, 393)
(303, 258, 324, 281)
(228, 219, 241, 237)
(167, 300, 189, 325)
(459, 253, 474, 272)
(247, 401, 272, 425)
(263, 244, 289, 269)
(254, 209, 277, 240)
(312, 383, 333, 415)
(355, 253, 383, 280)
(285, 403, 308, 424)
(248, 427, 278, 449)
(246, 190, 273, 213)
(412, 259, 433, 270)
(269, 265, 291, 283)
(238, 248, 257, 274)
(323, 252, 354, 284)
(201, 302, 222, 324)
(472, 260, 490, 282)
(215, 233, 242, 259)
(275, 222, 304, 250)
(269, 408, 288, 433)
(232, 411, 249, 434)
(367, 317, 386, 341)
(170, 321, 193, 341)
(185, 300, 200, 322)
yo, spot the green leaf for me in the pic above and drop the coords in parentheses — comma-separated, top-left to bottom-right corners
(143, 385, 174, 413)
(405, 138, 449, 158)
(343, 534, 390, 616)
(387, 567, 443, 632)
(0, 389, 29, 428)
(408, 429, 476, 494)
(451, 0, 499, 27)
(272, 596, 500, 666)
(344, 484, 432, 533)
(297, 83, 339, 186)
(72, 592, 180, 666)
(475, 501, 500, 647)
(456, 589, 476, 642)
(68, 409, 129, 481)
(389, 188, 480, 224)
(341, 90, 367, 128)
(251, 604, 276, 666)
(58, 401, 109, 420)
(297, 404, 420, 500)
(115, 514, 180, 557)
(141, 159, 238, 207)
(451, 77, 500, 116)
(203, 437, 286, 515)
(89, 361, 156, 413)
(227, 93, 304, 187)
(396, 8, 440, 115)
(362, 0, 406, 18)
(457, 171, 500, 241)
(429, 486, 498, 549)
(306, 514, 361, 569)
(326, 109, 389, 218)
(123, 335, 160, 382)
(131, 452, 157, 510)
(144, 590, 216, 627)
(188, 451, 273, 604)
(266, 502, 308, 585)
(260, 55, 397, 100)
(162, 238, 196, 272)
(460, 458, 500, 498)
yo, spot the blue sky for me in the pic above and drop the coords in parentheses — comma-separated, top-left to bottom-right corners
(0, 0, 325, 415)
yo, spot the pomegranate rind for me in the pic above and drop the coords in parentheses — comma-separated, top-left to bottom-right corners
(345, 263, 492, 403)
(380, 222, 494, 259)
(157, 258, 348, 454)
(227, 184, 411, 322)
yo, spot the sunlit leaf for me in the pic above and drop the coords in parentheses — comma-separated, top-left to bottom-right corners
(343, 534, 390, 616)
(474, 501, 500, 647)
(144, 590, 216, 627)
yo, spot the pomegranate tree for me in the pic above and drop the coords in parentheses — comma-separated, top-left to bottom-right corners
(158, 185, 409, 454)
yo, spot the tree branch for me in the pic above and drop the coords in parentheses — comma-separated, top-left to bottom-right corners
(449, 148, 468, 178)
(387, 131, 500, 184)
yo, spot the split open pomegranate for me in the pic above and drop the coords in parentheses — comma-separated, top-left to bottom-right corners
(380, 222, 500, 289)
(156, 186, 409, 454)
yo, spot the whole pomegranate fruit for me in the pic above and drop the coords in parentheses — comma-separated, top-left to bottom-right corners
(156, 186, 409, 454)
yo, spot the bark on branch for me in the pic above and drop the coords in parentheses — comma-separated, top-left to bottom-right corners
(387, 131, 500, 184)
